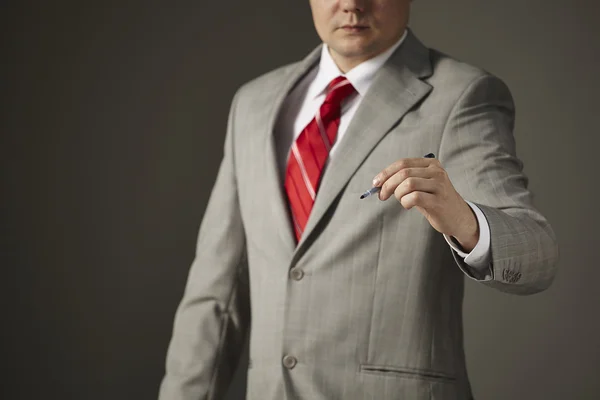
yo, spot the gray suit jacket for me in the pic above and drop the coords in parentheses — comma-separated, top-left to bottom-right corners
(159, 30, 559, 400)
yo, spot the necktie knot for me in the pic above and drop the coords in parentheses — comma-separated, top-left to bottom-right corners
(323, 76, 356, 107)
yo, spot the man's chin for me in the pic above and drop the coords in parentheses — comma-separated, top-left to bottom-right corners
(330, 44, 375, 62)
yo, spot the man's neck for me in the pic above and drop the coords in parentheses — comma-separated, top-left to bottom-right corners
(326, 31, 408, 74)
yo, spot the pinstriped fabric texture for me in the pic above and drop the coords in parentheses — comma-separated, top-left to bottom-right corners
(284, 76, 356, 241)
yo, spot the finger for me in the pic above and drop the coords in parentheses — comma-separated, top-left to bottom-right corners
(380, 176, 437, 201)
(377, 167, 437, 200)
(377, 169, 432, 200)
(373, 158, 439, 186)
(395, 177, 438, 201)
(399, 190, 436, 210)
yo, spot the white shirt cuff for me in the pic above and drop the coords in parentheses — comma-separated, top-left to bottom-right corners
(443, 201, 491, 271)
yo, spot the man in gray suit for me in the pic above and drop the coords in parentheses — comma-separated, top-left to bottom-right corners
(159, 0, 559, 399)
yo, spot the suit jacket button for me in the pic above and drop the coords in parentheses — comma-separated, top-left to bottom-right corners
(290, 268, 304, 281)
(283, 355, 297, 369)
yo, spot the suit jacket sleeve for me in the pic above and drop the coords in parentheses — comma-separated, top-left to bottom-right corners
(439, 74, 559, 295)
(159, 89, 250, 399)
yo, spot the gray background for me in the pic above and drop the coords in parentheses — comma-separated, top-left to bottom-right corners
(2, 0, 599, 399)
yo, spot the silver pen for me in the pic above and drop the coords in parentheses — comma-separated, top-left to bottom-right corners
(359, 153, 436, 199)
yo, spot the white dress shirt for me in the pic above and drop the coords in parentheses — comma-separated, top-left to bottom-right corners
(275, 31, 492, 272)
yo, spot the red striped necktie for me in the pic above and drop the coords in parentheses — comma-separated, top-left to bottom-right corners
(284, 76, 356, 242)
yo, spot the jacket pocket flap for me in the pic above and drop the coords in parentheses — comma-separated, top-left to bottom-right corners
(360, 364, 456, 383)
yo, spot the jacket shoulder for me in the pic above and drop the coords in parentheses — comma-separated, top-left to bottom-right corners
(429, 48, 510, 86)
(235, 61, 303, 101)
(425, 48, 512, 103)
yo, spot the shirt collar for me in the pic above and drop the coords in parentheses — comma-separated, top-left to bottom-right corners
(307, 29, 408, 100)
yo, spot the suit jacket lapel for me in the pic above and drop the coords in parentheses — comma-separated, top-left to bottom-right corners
(294, 30, 434, 256)
(262, 45, 322, 256)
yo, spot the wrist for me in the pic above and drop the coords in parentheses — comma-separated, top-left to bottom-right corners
(452, 202, 480, 252)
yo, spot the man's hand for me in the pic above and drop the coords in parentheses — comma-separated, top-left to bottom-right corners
(373, 157, 480, 252)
